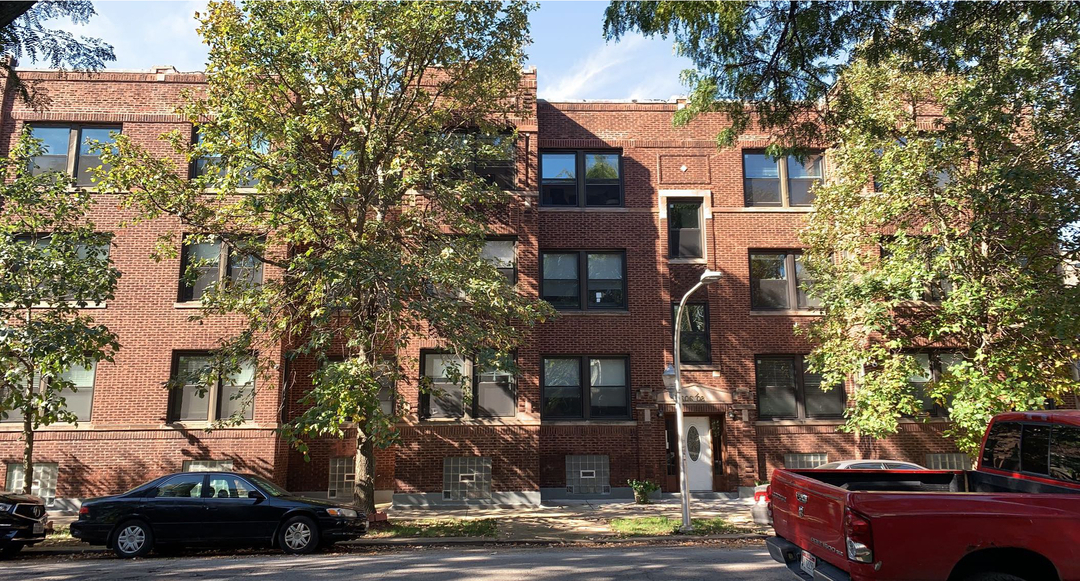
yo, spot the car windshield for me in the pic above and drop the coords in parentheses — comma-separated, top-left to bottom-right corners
(248, 475, 290, 497)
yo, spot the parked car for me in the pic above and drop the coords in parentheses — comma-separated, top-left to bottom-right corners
(0, 492, 47, 557)
(765, 410, 1080, 581)
(70, 471, 367, 558)
(751, 460, 926, 526)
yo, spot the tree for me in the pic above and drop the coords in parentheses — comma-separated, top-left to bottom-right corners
(0, 1, 116, 106)
(606, 1, 1080, 451)
(0, 132, 121, 494)
(96, 1, 550, 512)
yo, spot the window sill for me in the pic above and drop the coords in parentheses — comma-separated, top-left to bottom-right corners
(679, 364, 720, 371)
(727, 206, 814, 213)
(541, 419, 637, 426)
(553, 309, 631, 316)
(668, 258, 707, 265)
(174, 301, 205, 309)
(538, 206, 628, 213)
(1, 302, 107, 310)
(416, 417, 539, 426)
(898, 417, 951, 424)
(748, 310, 821, 316)
(755, 419, 846, 427)
(164, 421, 261, 430)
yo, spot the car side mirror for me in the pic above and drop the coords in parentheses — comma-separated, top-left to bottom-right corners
(248, 491, 265, 501)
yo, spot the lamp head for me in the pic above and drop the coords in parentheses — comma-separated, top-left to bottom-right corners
(699, 270, 723, 284)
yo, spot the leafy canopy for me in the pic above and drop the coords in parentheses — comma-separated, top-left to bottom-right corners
(95, 1, 548, 466)
(607, 1, 1080, 451)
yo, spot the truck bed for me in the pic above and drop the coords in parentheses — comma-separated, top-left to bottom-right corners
(770, 468, 1080, 581)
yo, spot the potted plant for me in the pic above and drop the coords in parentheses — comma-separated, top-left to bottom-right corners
(627, 479, 660, 504)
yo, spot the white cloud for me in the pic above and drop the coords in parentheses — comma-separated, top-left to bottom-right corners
(541, 35, 648, 100)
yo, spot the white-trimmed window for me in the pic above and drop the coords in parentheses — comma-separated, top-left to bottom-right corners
(784, 453, 828, 469)
(1, 363, 97, 424)
(328, 456, 355, 499)
(168, 353, 256, 423)
(925, 453, 971, 470)
(181, 459, 235, 472)
(5, 462, 59, 507)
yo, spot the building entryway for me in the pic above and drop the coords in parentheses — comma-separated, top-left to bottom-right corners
(684, 416, 713, 491)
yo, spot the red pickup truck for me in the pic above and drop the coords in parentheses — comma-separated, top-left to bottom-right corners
(765, 410, 1080, 581)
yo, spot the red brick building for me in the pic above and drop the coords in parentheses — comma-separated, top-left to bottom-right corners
(0, 67, 964, 510)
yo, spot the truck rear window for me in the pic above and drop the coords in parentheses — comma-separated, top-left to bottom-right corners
(981, 421, 1021, 472)
(1021, 424, 1050, 476)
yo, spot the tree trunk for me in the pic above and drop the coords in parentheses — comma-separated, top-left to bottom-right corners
(21, 408, 33, 495)
(353, 428, 376, 515)
(20, 365, 34, 495)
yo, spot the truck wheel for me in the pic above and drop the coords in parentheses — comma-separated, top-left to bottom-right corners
(112, 520, 154, 558)
(964, 573, 1027, 581)
(279, 515, 319, 555)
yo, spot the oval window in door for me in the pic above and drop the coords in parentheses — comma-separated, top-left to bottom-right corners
(687, 426, 701, 461)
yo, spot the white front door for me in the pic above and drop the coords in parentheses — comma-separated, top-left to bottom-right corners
(685, 417, 713, 491)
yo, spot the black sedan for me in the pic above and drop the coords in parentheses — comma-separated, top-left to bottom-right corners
(70, 471, 367, 558)
(0, 492, 47, 557)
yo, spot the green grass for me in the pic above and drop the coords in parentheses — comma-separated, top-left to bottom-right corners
(608, 516, 744, 537)
(368, 518, 498, 539)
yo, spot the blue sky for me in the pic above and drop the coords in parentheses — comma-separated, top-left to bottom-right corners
(50, 1, 694, 100)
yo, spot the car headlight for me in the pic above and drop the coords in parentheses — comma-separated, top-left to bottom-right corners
(325, 508, 357, 518)
(0, 503, 11, 513)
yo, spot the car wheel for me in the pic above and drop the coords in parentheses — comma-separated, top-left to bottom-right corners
(0, 543, 23, 558)
(279, 515, 319, 555)
(112, 520, 153, 558)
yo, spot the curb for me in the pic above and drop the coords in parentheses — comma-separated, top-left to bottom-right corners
(342, 533, 770, 547)
(21, 533, 769, 557)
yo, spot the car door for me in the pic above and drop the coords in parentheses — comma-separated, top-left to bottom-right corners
(203, 474, 278, 542)
(140, 473, 207, 543)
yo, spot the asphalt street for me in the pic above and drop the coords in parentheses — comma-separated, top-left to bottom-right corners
(1, 545, 791, 580)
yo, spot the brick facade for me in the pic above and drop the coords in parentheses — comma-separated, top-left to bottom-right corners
(0, 67, 963, 507)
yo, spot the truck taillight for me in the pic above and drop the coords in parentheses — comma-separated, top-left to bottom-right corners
(78, 505, 89, 516)
(844, 509, 873, 563)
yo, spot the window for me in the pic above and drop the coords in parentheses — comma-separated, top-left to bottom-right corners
(5, 462, 58, 507)
(673, 303, 710, 363)
(541, 251, 627, 311)
(756, 356, 844, 420)
(540, 151, 622, 207)
(153, 473, 204, 498)
(907, 353, 962, 418)
(178, 236, 264, 302)
(13, 234, 111, 304)
(328, 456, 355, 499)
(442, 457, 492, 501)
(206, 474, 253, 500)
(481, 239, 516, 283)
(667, 199, 703, 259)
(459, 133, 516, 189)
(541, 356, 630, 420)
(420, 352, 517, 419)
(784, 453, 828, 469)
(880, 239, 954, 302)
(981, 421, 1021, 472)
(743, 151, 823, 207)
(29, 125, 120, 186)
(191, 128, 265, 187)
(182, 459, 235, 472)
(1050, 425, 1080, 484)
(1020, 423, 1051, 476)
(749, 252, 818, 310)
(0, 363, 96, 424)
(925, 453, 971, 470)
(168, 353, 255, 422)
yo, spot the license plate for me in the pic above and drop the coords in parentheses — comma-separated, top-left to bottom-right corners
(800, 551, 816, 576)
(32, 522, 43, 534)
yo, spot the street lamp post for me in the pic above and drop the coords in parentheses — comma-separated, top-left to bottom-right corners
(667, 269, 722, 533)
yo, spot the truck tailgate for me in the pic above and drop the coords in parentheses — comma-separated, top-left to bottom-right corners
(771, 469, 849, 571)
